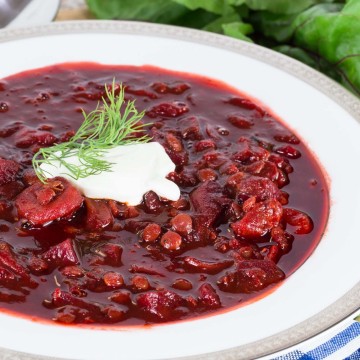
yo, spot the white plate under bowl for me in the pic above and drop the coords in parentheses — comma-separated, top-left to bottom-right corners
(0, 21, 359, 360)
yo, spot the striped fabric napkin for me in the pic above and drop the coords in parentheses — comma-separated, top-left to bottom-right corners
(272, 312, 360, 360)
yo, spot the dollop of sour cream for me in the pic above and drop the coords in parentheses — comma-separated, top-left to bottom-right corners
(40, 142, 180, 205)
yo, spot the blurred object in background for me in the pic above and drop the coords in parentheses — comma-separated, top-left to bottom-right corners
(0, 0, 31, 27)
(0, 0, 60, 28)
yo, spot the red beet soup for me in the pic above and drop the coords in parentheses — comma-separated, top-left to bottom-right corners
(0, 63, 329, 326)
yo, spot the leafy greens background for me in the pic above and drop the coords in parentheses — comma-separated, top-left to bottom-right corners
(86, 0, 360, 97)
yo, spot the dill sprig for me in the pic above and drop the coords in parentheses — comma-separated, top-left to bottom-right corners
(32, 81, 151, 183)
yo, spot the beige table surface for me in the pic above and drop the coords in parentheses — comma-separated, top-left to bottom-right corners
(56, 0, 92, 21)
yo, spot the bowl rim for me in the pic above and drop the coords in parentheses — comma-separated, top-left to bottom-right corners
(0, 20, 359, 360)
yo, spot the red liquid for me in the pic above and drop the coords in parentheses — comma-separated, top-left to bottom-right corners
(0, 63, 329, 326)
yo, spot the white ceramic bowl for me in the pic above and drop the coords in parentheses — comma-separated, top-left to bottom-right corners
(0, 21, 359, 360)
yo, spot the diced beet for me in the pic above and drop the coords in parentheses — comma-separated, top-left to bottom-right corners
(231, 199, 283, 239)
(14, 129, 57, 148)
(152, 129, 188, 166)
(271, 226, 294, 253)
(218, 260, 285, 293)
(0, 241, 36, 288)
(275, 145, 301, 159)
(191, 219, 218, 244)
(130, 264, 164, 277)
(51, 288, 104, 317)
(177, 256, 233, 274)
(93, 243, 123, 267)
(108, 201, 139, 219)
(136, 290, 183, 320)
(0, 158, 20, 185)
(198, 283, 221, 308)
(143, 191, 163, 213)
(0, 181, 24, 200)
(240, 161, 279, 182)
(167, 170, 198, 187)
(60, 265, 84, 278)
(190, 181, 230, 227)
(15, 177, 83, 226)
(0, 122, 23, 138)
(226, 97, 265, 116)
(228, 115, 254, 129)
(268, 154, 293, 174)
(124, 86, 157, 99)
(232, 138, 269, 164)
(224, 201, 243, 222)
(151, 82, 190, 95)
(197, 168, 218, 182)
(195, 140, 216, 152)
(0, 266, 17, 287)
(235, 175, 280, 202)
(147, 101, 189, 118)
(274, 133, 300, 144)
(84, 198, 113, 231)
(28, 256, 49, 274)
(165, 132, 183, 152)
(283, 208, 314, 234)
(178, 116, 202, 140)
(42, 238, 78, 268)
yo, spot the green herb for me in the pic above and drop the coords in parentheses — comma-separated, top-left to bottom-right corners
(86, 0, 360, 97)
(32, 82, 150, 183)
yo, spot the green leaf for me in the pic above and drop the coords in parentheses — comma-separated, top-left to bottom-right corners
(355, 315, 360, 322)
(222, 22, 253, 42)
(173, 9, 219, 29)
(293, 0, 360, 95)
(86, 0, 188, 23)
(245, 0, 336, 14)
(202, 11, 241, 33)
(172, 0, 228, 15)
(250, 11, 297, 42)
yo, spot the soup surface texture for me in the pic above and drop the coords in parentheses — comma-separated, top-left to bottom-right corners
(0, 63, 328, 326)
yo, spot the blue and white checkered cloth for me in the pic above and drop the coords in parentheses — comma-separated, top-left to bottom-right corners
(272, 312, 360, 360)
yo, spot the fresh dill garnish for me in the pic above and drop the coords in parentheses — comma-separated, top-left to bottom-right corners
(32, 81, 151, 183)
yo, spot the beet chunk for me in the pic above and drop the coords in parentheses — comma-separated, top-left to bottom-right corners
(84, 198, 113, 231)
(15, 177, 83, 226)
(231, 199, 283, 239)
(198, 283, 221, 308)
(218, 260, 285, 293)
(283, 208, 314, 234)
(0, 158, 20, 185)
(41, 238, 79, 268)
(147, 101, 189, 118)
(232, 138, 269, 164)
(143, 191, 163, 213)
(0, 241, 37, 289)
(176, 256, 233, 274)
(51, 288, 126, 323)
(136, 290, 183, 320)
(235, 175, 281, 202)
(190, 181, 230, 227)
(14, 129, 57, 149)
